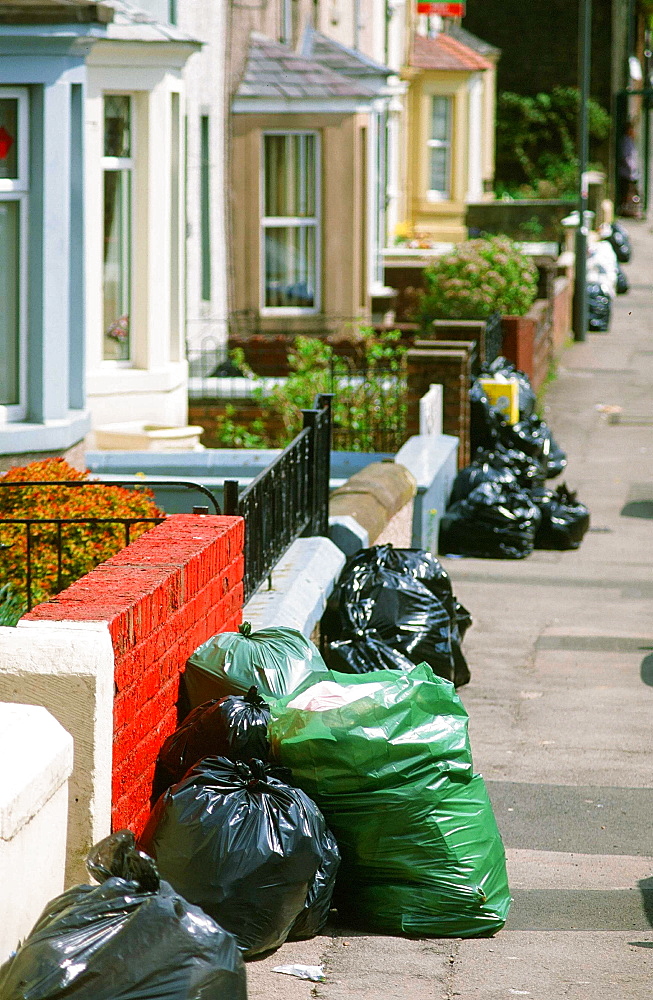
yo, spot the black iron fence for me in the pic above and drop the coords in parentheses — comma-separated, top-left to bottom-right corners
(0, 479, 219, 613)
(223, 394, 332, 600)
(328, 358, 408, 453)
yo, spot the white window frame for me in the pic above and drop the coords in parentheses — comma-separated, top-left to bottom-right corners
(426, 93, 453, 202)
(260, 130, 321, 317)
(102, 93, 135, 367)
(279, 0, 292, 44)
(0, 87, 29, 422)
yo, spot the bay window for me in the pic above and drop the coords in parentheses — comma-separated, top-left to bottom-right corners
(0, 88, 28, 417)
(102, 95, 133, 362)
(427, 94, 452, 200)
(262, 132, 319, 313)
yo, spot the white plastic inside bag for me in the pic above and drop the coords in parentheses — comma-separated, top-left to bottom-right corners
(287, 679, 386, 712)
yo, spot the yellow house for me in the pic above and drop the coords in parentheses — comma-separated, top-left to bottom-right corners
(401, 25, 498, 244)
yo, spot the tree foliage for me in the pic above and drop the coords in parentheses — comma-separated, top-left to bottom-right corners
(495, 86, 611, 197)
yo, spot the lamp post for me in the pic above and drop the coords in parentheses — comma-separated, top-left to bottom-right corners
(572, 0, 592, 342)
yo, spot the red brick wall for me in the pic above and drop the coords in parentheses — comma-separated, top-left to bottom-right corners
(551, 275, 572, 356)
(406, 346, 472, 468)
(24, 514, 245, 836)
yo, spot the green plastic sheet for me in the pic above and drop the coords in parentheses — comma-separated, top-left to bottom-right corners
(268, 664, 511, 937)
(185, 622, 328, 707)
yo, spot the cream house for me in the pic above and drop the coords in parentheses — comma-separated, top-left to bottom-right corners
(401, 23, 498, 243)
(84, 2, 200, 430)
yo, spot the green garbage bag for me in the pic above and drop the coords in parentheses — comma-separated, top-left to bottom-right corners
(268, 664, 511, 938)
(185, 622, 328, 707)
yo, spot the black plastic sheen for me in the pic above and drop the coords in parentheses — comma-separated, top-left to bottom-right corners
(328, 545, 471, 687)
(0, 830, 247, 1000)
(440, 481, 541, 559)
(154, 687, 270, 796)
(141, 757, 339, 958)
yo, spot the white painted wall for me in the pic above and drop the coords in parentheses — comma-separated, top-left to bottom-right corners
(0, 622, 115, 886)
(467, 73, 483, 202)
(179, 0, 230, 357)
(85, 44, 192, 429)
(0, 703, 73, 963)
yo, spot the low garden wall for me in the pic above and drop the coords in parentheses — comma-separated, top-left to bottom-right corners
(0, 514, 244, 882)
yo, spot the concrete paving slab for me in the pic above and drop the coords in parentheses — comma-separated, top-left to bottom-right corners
(506, 888, 652, 931)
(506, 848, 653, 890)
(486, 782, 653, 855)
(453, 931, 653, 999)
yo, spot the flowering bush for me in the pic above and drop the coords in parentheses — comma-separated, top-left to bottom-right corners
(0, 458, 163, 611)
(415, 236, 539, 326)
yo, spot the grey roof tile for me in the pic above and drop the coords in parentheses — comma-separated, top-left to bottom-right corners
(235, 31, 376, 103)
(446, 23, 501, 58)
(300, 26, 392, 80)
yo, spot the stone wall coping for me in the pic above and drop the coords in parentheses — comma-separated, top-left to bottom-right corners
(395, 434, 459, 489)
(0, 703, 73, 842)
(244, 537, 345, 636)
(329, 460, 417, 516)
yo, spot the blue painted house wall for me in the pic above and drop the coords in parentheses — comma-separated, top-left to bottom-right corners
(0, 25, 105, 466)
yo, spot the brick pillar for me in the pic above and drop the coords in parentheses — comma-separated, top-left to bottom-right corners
(429, 319, 488, 371)
(407, 347, 472, 468)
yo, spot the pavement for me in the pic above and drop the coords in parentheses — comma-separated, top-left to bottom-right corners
(247, 216, 653, 999)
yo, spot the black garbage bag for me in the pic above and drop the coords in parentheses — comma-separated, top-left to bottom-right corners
(498, 415, 568, 479)
(455, 601, 473, 639)
(440, 481, 541, 560)
(474, 445, 546, 490)
(141, 757, 339, 958)
(544, 432, 568, 479)
(470, 378, 504, 452)
(0, 830, 247, 1000)
(328, 631, 418, 674)
(530, 484, 591, 550)
(450, 456, 518, 504)
(481, 356, 537, 419)
(331, 545, 471, 687)
(154, 687, 270, 796)
(616, 263, 629, 295)
(606, 220, 632, 264)
(587, 282, 611, 331)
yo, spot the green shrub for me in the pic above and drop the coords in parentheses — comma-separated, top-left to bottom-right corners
(214, 329, 407, 452)
(415, 236, 538, 326)
(0, 583, 26, 627)
(0, 458, 163, 608)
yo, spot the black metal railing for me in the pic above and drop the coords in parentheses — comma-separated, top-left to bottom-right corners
(223, 394, 332, 600)
(484, 311, 504, 367)
(328, 358, 408, 453)
(0, 479, 220, 612)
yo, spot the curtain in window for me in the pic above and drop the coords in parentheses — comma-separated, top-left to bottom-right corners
(103, 170, 131, 360)
(263, 134, 318, 309)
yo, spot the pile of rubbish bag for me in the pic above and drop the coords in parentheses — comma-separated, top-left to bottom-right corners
(2, 613, 512, 995)
(0, 830, 248, 1000)
(586, 221, 633, 332)
(441, 357, 590, 558)
(324, 544, 471, 687)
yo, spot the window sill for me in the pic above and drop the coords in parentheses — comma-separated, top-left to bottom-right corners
(259, 307, 320, 317)
(0, 411, 91, 456)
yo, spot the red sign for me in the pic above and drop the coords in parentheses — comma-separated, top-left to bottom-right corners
(417, 2, 466, 15)
(0, 126, 14, 161)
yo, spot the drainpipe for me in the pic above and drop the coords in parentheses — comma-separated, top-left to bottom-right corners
(572, 0, 592, 342)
